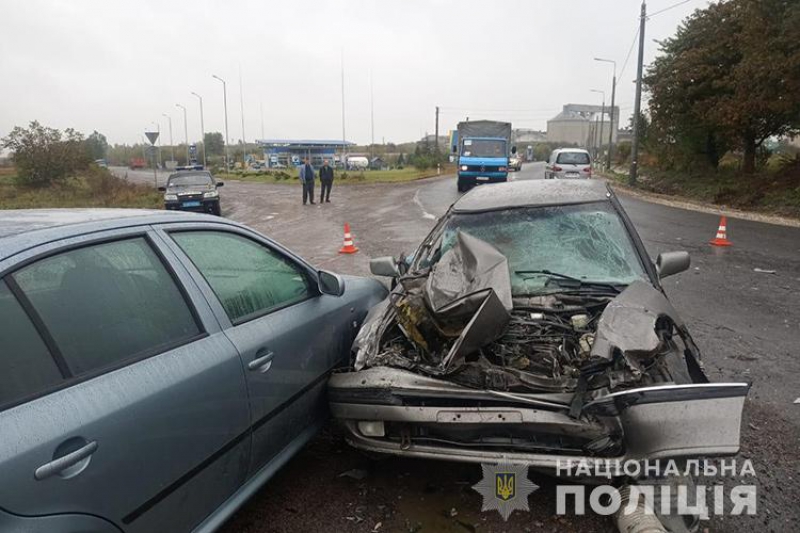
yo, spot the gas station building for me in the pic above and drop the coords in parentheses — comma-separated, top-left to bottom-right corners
(256, 139, 355, 168)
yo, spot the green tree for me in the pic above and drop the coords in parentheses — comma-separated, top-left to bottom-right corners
(645, 0, 800, 174)
(85, 130, 108, 161)
(204, 132, 224, 156)
(1, 121, 89, 187)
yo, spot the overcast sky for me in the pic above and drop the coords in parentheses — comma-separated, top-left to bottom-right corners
(0, 0, 707, 146)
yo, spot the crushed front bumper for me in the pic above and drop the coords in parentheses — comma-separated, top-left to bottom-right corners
(328, 368, 749, 476)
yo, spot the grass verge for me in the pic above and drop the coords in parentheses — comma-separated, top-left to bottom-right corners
(600, 164, 800, 219)
(0, 167, 162, 210)
(216, 167, 450, 185)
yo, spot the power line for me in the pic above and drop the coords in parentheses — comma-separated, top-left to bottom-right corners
(619, 26, 640, 81)
(649, 0, 696, 18)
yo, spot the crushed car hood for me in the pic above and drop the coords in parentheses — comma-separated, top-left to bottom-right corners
(353, 232, 704, 396)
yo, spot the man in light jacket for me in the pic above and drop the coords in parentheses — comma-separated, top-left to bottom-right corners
(299, 157, 315, 205)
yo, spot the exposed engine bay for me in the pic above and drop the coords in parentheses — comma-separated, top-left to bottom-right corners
(352, 231, 703, 399)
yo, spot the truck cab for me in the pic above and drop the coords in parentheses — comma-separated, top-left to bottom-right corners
(454, 121, 513, 192)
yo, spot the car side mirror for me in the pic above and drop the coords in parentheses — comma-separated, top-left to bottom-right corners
(656, 251, 690, 279)
(158, 186, 166, 192)
(318, 270, 345, 296)
(216, 182, 224, 187)
(370, 256, 399, 278)
(511, 146, 517, 154)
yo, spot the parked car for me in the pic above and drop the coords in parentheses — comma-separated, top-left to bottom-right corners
(0, 209, 387, 533)
(545, 148, 592, 179)
(159, 169, 224, 216)
(329, 180, 748, 488)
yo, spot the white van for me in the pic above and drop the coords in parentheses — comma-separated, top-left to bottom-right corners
(545, 148, 592, 179)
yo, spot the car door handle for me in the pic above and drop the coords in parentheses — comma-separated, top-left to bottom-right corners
(248, 351, 275, 373)
(34, 440, 98, 481)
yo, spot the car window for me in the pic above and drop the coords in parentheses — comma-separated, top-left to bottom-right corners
(461, 139, 506, 158)
(12, 238, 201, 376)
(556, 152, 591, 165)
(171, 231, 312, 324)
(437, 202, 647, 295)
(0, 280, 63, 408)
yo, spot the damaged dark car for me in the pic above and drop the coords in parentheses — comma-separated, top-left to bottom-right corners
(329, 180, 749, 474)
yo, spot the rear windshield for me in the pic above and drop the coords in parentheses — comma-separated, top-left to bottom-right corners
(168, 173, 213, 187)
(556, 152, 591, 165)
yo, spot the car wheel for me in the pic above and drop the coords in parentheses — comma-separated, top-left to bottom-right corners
(211, 204, 221, 216)
(457, 181, 467, 193)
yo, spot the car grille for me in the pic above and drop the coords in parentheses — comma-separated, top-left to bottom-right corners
(177, 193, 204, 201)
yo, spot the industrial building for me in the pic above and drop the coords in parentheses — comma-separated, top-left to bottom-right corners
(546, 104, 620, 147)
(256, 139, 355, 168)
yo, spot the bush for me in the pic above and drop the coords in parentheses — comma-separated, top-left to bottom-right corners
(1, 121, 90, 187)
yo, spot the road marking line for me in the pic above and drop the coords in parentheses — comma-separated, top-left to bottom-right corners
(413, 189, 436, 220)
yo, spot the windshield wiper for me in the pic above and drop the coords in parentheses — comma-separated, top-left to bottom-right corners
(514, 269, 622, 294)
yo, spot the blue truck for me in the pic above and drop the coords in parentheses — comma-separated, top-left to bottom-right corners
(452, 120, 515, 192)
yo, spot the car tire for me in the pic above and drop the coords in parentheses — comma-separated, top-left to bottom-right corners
(457, 181, 467, 193)
(211, 204, 221, 216)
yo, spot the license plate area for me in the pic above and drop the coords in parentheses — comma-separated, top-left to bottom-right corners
(182, 201, 201, 207)
(436, 410, 523, 423)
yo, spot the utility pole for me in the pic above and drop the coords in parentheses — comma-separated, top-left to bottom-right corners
(162, 113, 175, 163)
(239, 66, 247, 167)
(191, 92, 206, 167)
(630, 0, 647, 186)
(594, 58, 617, 171)
(435, 106, 440, 154)
(212, 75, 230, 171)
(176, 104, 189, 164)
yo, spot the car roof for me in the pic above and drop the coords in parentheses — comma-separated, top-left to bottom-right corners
(554, 148, 590, 154)
(0, 209, 236, 262)
(452, 179, 612, 213)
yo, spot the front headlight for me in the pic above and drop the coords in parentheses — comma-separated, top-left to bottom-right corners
(460, 165, 468, 171)
(164, 194, 178, 201)
(203, 190, 219, 198)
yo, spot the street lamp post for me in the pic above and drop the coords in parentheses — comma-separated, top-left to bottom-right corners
(212, 74, 230, 171)
(594, 57, 617, 171)
(176, 104, 189, 164)
(161, 113, 175, 163)
(590, 89, 606, 164)
(191, 92, 206, 168)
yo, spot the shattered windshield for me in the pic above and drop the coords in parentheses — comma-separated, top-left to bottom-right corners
(434, 202, 647, 295)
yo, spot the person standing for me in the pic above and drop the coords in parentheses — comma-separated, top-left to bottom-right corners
(299, 157, 315, 205)
(319, 158, 334, 203)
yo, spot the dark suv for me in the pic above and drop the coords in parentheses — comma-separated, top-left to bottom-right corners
(159, 170, 223, 215)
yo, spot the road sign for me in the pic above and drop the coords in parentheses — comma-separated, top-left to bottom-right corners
(145, 131, 160, 145)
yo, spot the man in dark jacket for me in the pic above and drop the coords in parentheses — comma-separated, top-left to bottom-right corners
(319, 159, 334, 203)
(299, 157, 315, 205)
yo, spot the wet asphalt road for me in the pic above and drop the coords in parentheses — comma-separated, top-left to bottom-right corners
(115, 165, 799, 532)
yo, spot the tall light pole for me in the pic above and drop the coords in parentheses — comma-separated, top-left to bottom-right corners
(594, 57, 617, 171)
(212, 74, 230, 170)
(238, 67, 247, 167)
(590, 89, 606, 163)
(630, 1, 647, 185)
(191, 91, 206, 167)
(161, 113, 175, 163)
(176, 104, 189, 164)
(341, 49, 347, 168)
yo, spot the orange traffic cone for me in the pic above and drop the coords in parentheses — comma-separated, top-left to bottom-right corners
(339, 223, 359, 254)
(710, 216, 732, 247)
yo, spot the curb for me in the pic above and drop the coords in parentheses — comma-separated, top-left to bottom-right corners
(598, 175, 800, 229)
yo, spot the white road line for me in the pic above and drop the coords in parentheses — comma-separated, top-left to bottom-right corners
(413, 189, 437, 220)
